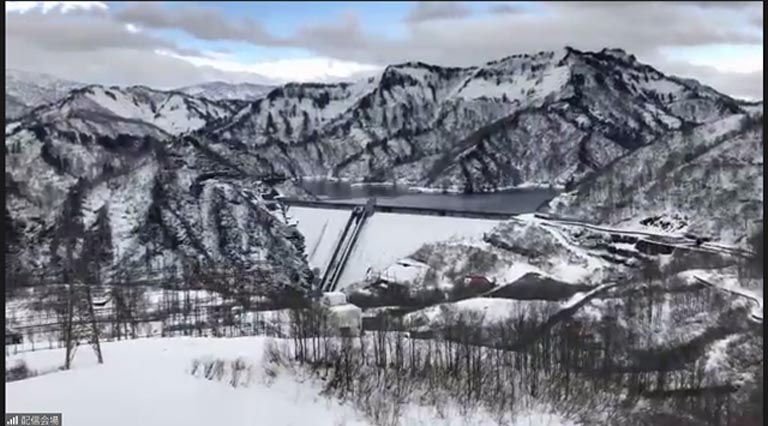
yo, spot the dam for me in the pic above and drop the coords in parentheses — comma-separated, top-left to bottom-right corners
(285, 198, 510, 291)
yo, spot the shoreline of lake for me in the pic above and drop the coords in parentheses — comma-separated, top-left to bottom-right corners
(295, 177, 563, 195)
(295, 179, 562, 215)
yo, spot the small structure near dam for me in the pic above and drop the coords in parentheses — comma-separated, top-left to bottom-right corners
(321, 292, 363, 336)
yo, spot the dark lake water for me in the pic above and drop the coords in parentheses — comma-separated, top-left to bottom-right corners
(298, 181, 559, 214)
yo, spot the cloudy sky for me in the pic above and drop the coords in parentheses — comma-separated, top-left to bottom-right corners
(5, 1, 763, 99)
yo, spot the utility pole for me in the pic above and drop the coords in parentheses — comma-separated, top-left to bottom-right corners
(62, 256, 104, 369)
(63, 282, 104, 369)
(58, 179, 103, 369)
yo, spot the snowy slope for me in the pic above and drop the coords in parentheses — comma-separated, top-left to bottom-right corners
(6, 337, 582, 426)
(547, 113, 763, 245)
(404, 297, 563, 326)
(5, 108, 312, 287)
(177, 81, 275, 101)
(23, 85, 241, 136)
(6, 338, 369, 426)
(4, 77, 311, 287)
(5, 94, 30, 120)
(679, 268, 763, 321)
(5, 69, 86, 119)
(190, 47, 748, 193)
(739, 100, 763, 117)
(372, 214, 617, 295)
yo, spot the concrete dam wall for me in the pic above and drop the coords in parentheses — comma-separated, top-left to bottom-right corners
(286, 204, 503, 290)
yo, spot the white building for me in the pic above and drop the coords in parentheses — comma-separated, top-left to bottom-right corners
(321, 292, 362, 336)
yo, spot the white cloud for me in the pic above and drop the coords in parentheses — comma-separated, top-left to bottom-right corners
(658, 45, 763, 75)
(157, 50, 381, 83)
(200, 50, 234, 60)
(688, 55, 763, 75)
(4, 1, 762, 99)
(405, 2, 471, 22)
(653, 58, 762, 101)
(5, 1, 107, 14)
(124, 23, 140, 34)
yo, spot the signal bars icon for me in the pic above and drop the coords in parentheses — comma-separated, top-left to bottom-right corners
(5, 416, 18, 425)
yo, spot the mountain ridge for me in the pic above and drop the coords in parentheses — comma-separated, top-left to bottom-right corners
(5, 68, 87, 120)
(176, 81, 275, 102)
(190, 47, 748, 192)
(4, 47, 762, 287)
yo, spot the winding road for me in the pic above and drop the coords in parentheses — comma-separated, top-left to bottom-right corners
(694, 276, 763, 323)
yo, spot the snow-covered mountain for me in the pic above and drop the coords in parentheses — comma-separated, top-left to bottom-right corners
(4, 47, 761, 287)
(5, 69, 86, 119)
(739, 100, 763, 117)
(5, 84, 312, 288)
(547, 112, 763, 244)
(177, 82, 275, 102)
(192, 47, 747, 192)
(4, 69, 270, 120)
(5, 49, 762, 426)
(11, 84, 242, 137)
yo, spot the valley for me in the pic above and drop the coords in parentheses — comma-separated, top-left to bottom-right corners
(5, 44, 763, 426)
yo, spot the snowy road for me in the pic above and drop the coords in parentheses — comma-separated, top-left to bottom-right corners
(533, 214, 755, 258)
(694, 276, 763, 323)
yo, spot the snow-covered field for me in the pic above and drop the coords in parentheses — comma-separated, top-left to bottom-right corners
(403, 282, 617, 328)
(6, 337, 580, 426)
(6, 338, 368, 426)
(377, 214, 618, 294)
(377, 258, 431, 285)
(404, 298, 563, 327)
